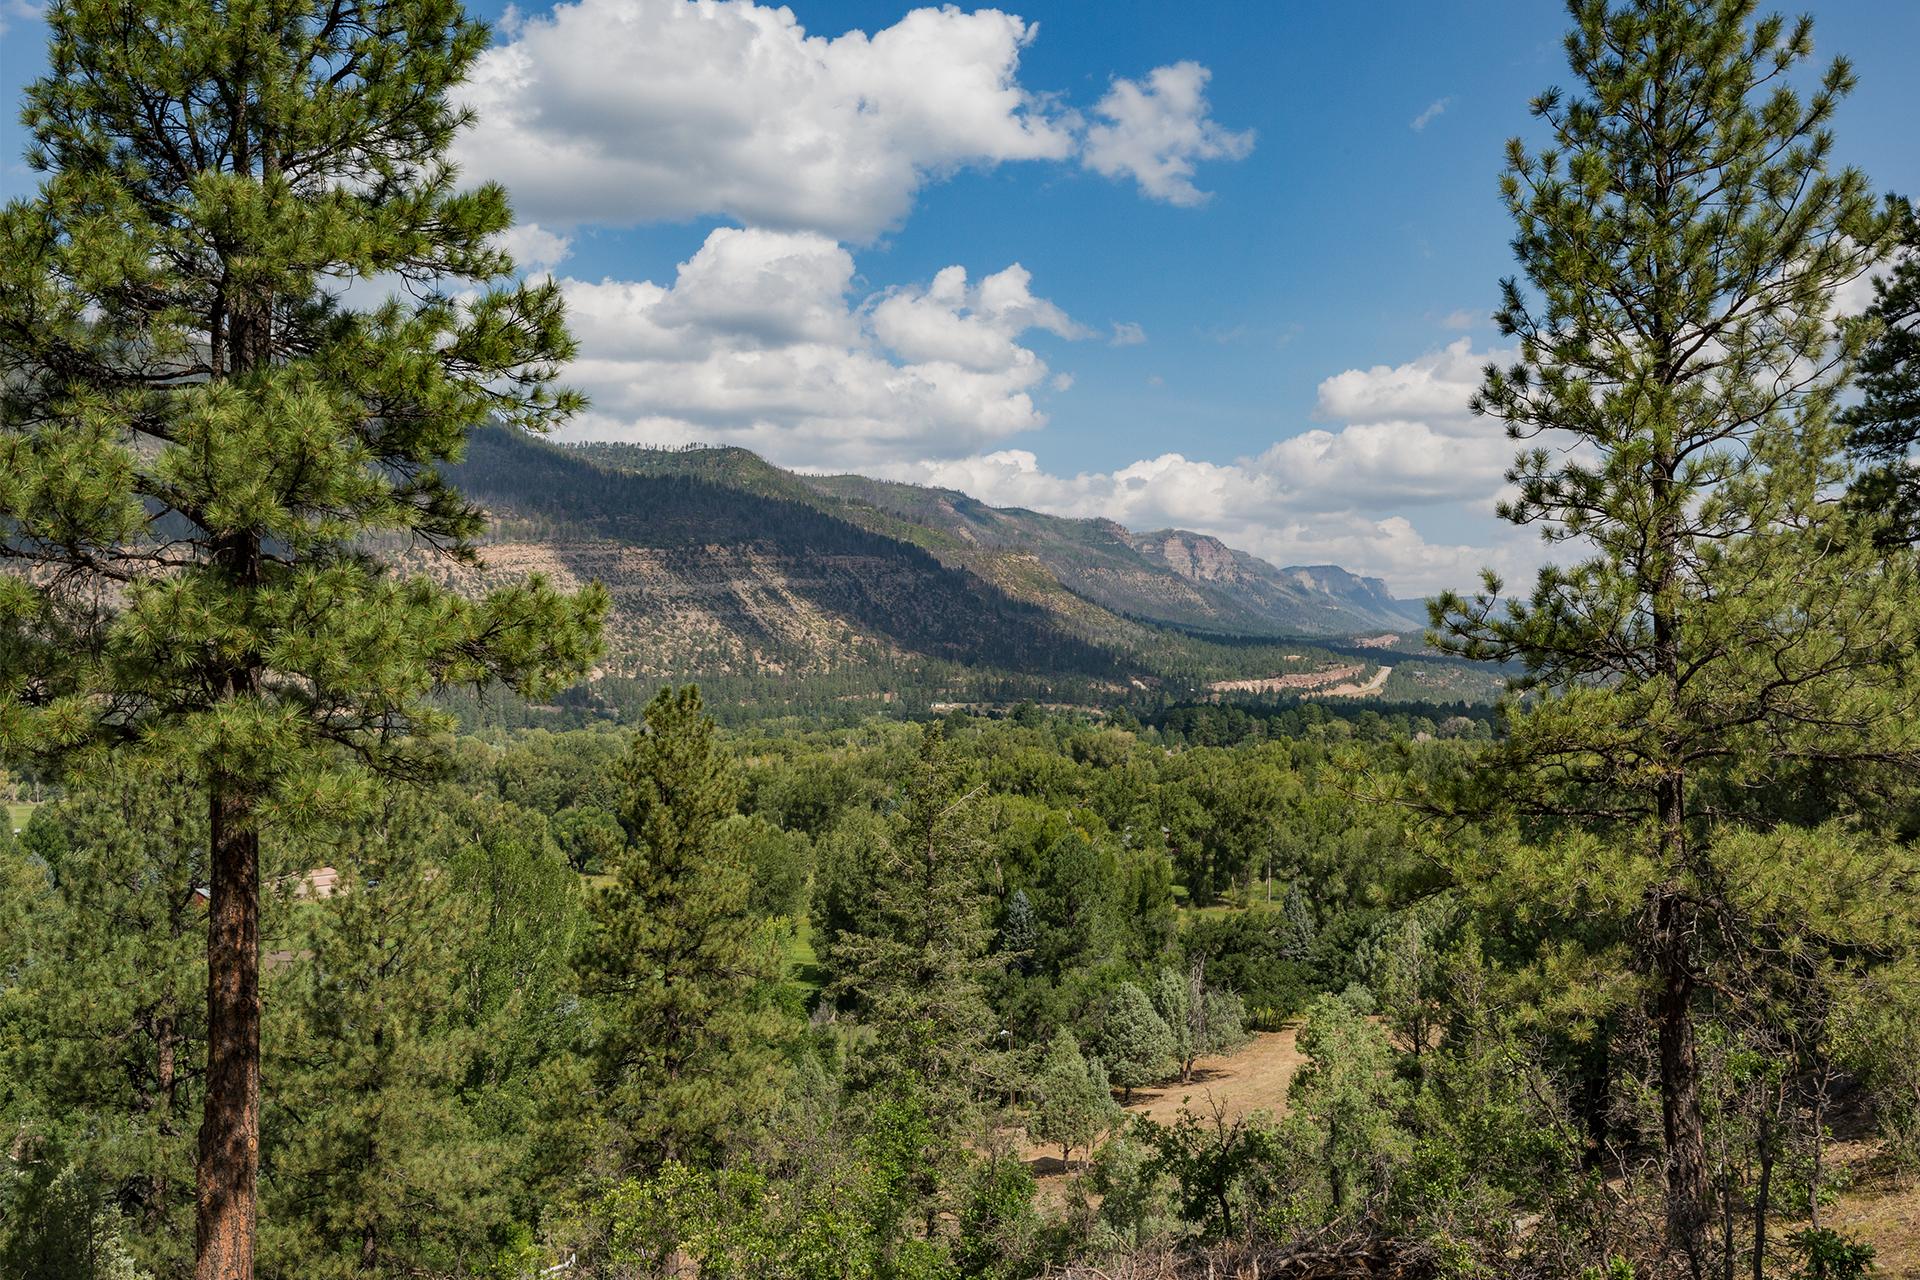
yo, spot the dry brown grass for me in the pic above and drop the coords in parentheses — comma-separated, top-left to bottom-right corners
(1122, 1029, 1306, 1127)
(1826, 1140, 1920, 1278)
(1023, 1029, 1307, 1186)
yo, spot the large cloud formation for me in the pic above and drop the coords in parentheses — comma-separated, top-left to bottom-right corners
(549, 230, 1537, 591)
(872, 340, 1539, 595)
(450, 1, 1525, 593)
(455, 0, 1251, 241)
(553, 227, 1085, 468)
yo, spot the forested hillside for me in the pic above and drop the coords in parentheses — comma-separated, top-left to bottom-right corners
(6, 1, 1920, 1279)
(435, 429, 1484, 721)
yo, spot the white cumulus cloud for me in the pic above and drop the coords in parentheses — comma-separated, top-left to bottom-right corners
(1082, 61, 1255, 207)
(1314, 336, 1492, 426)
(553, 227, 1085, 469)
(457, 0, 1072, 241)
(879, 446, 1537, 597)
(455, 0, 1251, 241)
(497, 223, 574, 273)
(860, 339, 1544, 594)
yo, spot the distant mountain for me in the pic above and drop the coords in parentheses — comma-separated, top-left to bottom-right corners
(428, 430, 1467, 718)
(732, 462, 1424, 636)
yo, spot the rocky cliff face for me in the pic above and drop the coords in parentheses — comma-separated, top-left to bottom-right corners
(1129, 530, 1240, 583)
(439, 429, 1429, 692)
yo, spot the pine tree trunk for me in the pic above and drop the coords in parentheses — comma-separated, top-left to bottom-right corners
(154, 1007, 178, 1228)
(1656, 883, 1710, 1279)
(196, 776, 260, 1280)
(1754, 1104, 1775, 1280)
(194, 100, 271, 1261)
(1810, 1087, 1826, 1233)
(1650, 419, 1709, 1276)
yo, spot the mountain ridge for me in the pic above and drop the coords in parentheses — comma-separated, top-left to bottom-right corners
(777, 461, 1425, 636)
(428, 429, 1476, 717)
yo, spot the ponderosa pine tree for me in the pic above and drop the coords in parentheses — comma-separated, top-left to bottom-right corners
(831, 723, 1001, 1114)
(0, 0, 606, 1273)
(1842, 209, 1920, 544)
(0, 767, 208, 1275)
(582, 685, 787, 1173)
(263, 793, 514, 1278)
(1431, 1, 1917, 1272)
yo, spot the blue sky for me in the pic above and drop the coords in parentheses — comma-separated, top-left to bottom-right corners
(4, 1, 1916, 592)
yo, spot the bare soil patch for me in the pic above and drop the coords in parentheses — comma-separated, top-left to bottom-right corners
(1021, 1029, 1307, 1188)
(1207, 666, 1362, 696)
(1317, 665, 1392, 698)
(1121, 1028, 1306, 1127)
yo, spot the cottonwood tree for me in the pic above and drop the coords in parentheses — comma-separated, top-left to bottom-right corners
(1431, 1, 1915, 1273)
(0, 0, 606, 1272)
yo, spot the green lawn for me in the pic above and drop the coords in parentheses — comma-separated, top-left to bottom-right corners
(782, 917, 828, 1005)
(1178, 890, 1289, 922)
(6, 802, 35, 833)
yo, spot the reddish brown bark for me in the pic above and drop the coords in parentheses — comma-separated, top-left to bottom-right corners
(194, 780, 260, 1280)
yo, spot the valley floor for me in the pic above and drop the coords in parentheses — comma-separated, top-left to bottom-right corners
(1025, 1029, 1920, 1275)
(1120, 1028, 1306, 1129)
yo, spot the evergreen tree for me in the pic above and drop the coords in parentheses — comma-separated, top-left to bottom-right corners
(1278, 882, 1317, 962)
(582, 686, 787, 1172)
(831, 724, 1001, 1113)
(1431, 2, 1914, 1270)
(1367, 903, 1454, 1076)
(1030, 1031, 1118, 1169)
(262, 793, 530, 1278)
(1842, 211, 1920, 544)
(1097, 982, 1174, 1103)
(0, 0, 605, 1272)
(999, 888, 1038, 976)
(0, 769, 207, 1275)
